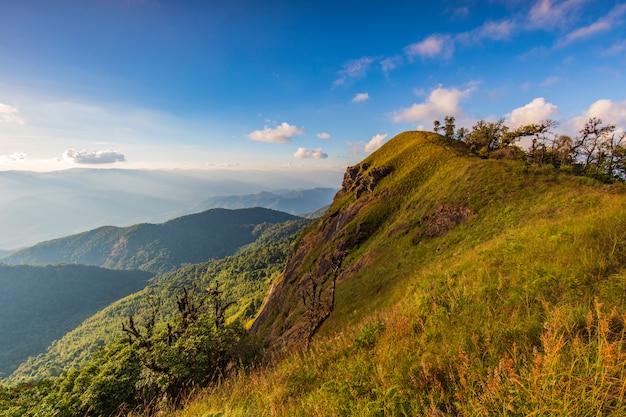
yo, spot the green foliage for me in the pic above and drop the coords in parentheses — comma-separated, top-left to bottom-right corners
(5, 219, 310, 385)
(0, 264, 152, 379)
(123, 285, 259, 413)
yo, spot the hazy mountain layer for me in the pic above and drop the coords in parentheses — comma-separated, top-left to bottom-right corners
(194, 188, 338, 215)
(0, 168, 342, 250)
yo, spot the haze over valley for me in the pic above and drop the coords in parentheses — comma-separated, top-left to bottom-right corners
(0, 168, 341, 250)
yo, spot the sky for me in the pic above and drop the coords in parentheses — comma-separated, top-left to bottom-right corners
(1, 0, 625, 172)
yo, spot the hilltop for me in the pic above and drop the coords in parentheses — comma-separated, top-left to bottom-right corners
(182, 131, 626, 415)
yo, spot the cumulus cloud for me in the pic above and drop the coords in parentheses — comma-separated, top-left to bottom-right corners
(63, 149, 126, 164)
(352, 93, 370, 103)
(392, 85, 474, 125)
(294, 147, 328, 159)
(0, 152, 27, 162)
(404, 34, 454, 59)
(317, 132, 331, 139)
(247, 122, 306, 143)
(365, 134, 388, 153)
(568, 99, 626, 132)
(505, 97, 560, 128)
(0, 103, 24, 124)
(333, 56, 376, 87)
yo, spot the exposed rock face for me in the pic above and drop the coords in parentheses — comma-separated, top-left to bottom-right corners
(421, 205, 474, 237)
(342, 163, 393, 199)
(251, 163, 392, 350)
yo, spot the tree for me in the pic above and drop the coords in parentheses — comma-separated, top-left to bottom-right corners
(512, 120, 559, 166)
(575, 117, 621, 180)
(433, 120, 442, 133)
(123, 284, 255, 412)
(463, 119, 511, 157)
(444, 116, 456, 138)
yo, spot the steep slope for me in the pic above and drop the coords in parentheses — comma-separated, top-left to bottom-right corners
(2, 208, 300, 273)
(5, 219, 311, 385)
(189, 131, 626, 415)
(0, 264, 152, 379)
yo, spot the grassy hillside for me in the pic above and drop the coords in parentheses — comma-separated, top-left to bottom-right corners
(5, 219, 311, 385)
(0, 264, 152, 379)
(176, 131, 626, 416)
(2, 208, 300, 273)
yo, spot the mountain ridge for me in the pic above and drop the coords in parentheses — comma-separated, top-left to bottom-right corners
(2, 207, 300, 273)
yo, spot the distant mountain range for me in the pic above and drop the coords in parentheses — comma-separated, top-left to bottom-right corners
(2, 207, 301, 273)
(0, 168, 341, 250)
(194, 188, 337, 215)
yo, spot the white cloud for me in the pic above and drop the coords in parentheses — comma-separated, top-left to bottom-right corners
(528, 0, 588, 29)
(365, 134, 388, 153)
(63, 149, 127, 164)
(405, 34, 454, 59)
(505, 97, 560, 128)
(602, 39, 626, 56)
(0, 152, 27, 162)
(317, 132, 331, 139)
(380, 56, 403, 73)
(540, 76, 560, 86)
(393, 85, 474, 125)
(247, 122, 306, 143)
(352, 93, 370, 103)
(457, 20, 516, 44)
(557, 3, 626, 46)
(0, 103, 24, 124)
(568, 99, 626, 132)
(294, 147, 328, 159)
(333, 56, 376, 87)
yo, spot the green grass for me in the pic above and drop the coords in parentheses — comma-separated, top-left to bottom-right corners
(141, 132, 626, 415)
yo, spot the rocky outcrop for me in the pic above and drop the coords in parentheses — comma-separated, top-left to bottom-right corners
(251, 162, 392, 350)
(341, 163, 393, 199)
(421, 205, 474, 237)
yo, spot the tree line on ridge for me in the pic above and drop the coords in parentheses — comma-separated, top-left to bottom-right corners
(433, 116, 626, 182)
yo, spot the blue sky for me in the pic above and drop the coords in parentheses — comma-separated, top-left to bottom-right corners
(1, 0, 625, 172)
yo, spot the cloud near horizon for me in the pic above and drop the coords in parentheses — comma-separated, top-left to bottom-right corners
(293, 147, 328, 159)
(0, 152, 27, 162)
(317, 132, 331, 139)
(0, 103, 25, 124)
(247, 122, 306, 143)
(63, 149, 126, 164)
